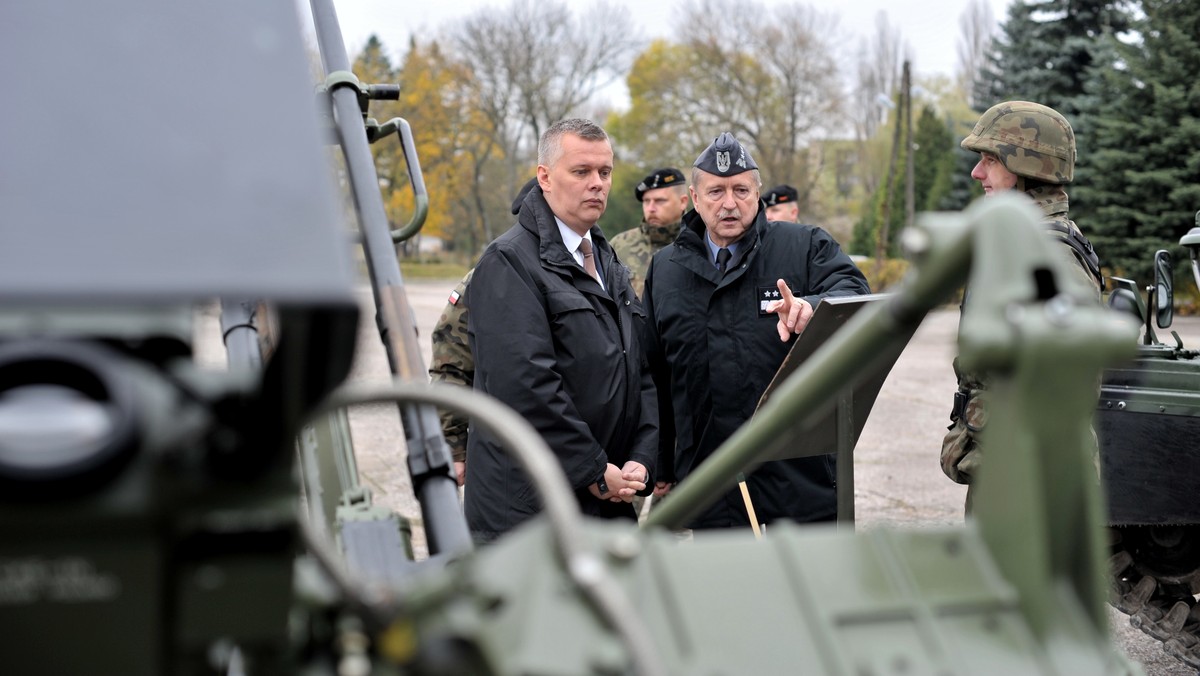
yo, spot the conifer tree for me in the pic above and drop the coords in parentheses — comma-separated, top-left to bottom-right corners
(851, 104, 956, 258)
(975, 0, 1131, 116)
(1074, 0, 1200, 282)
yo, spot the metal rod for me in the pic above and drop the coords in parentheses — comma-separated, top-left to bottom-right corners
(219, 299, 263, 371)
(836, 392, 855, 529)
(307, 0, 470, 557)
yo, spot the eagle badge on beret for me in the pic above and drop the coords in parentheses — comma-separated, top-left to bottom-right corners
(694, 132, 758, 177)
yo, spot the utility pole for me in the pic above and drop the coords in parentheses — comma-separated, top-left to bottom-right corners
(904, 61, 915, 234)
(876, 60, 910, 266)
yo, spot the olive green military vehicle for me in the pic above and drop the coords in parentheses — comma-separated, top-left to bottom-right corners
(1102, 216, 1200, 670)
(0, 1, 1149, 674)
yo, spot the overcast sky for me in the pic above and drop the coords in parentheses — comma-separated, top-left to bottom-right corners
(311, 0, 1014, 106)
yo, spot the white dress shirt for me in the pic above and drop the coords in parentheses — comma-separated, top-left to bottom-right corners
(555, 217, 605, 291)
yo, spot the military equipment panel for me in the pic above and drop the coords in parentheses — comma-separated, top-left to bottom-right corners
(1100, 354, 1200, 525)
(0, 1, 354, 304)
(0, 2, 359, 675)
(1102, 223, 1200, 670)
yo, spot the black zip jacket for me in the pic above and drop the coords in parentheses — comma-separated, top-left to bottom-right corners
(465, 187, 658, 538)
(643, 205, 869, 529)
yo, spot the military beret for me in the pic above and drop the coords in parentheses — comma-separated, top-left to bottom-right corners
(634, 167, 685, 202)
(693, 132, 758, 176)
(511, 177, 539, 215)
(764, 185, 798, 207)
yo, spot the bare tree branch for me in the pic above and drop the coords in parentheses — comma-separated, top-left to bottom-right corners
(673, 0, 843, 188)
(956, 0, 995, 108)
(849, 11, 908, 143)
(445, 0, 642, 251)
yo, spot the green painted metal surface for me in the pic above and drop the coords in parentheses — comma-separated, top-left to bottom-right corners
(383, 195, 1139, 675)
(412, 518, 1132, 676)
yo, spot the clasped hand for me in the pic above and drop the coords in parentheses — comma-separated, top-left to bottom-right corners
(589, 461, 648, 502)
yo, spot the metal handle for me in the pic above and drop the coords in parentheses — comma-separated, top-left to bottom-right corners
(376, 117, 429, 243)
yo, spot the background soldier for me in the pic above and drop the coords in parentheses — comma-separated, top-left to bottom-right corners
(940, 101, 1104, 512)
(429, 178, 537, 486)
(610, 167, 690, 297)
(763, 184, 800, 222)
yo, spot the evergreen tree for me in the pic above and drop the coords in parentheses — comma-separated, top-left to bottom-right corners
(914, 107, 956, 212)
(973, 0, 1131, 116)
(1074, 0, 1200, 283)
(851, 104, 957, 257)
(356, 35, 395, 79)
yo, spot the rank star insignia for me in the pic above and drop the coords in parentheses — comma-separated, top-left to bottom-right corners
(757, 285, 782, 316)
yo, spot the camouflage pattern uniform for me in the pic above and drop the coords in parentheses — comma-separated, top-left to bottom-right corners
(940, 102, 1104, 511)
(429, 177, 538, 465)
(429, 269, 474, 463)
(610, 218, 681, 518)
(609, 220, 682, 297)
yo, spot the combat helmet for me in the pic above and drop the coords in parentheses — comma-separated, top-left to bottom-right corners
(961, 101, 1075, 184)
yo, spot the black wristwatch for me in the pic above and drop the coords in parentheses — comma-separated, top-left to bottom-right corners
(596, 471, 609, 496)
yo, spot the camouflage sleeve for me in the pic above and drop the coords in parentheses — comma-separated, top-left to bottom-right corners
(429, 270, 474, 462)
(608, 229, 645, 297)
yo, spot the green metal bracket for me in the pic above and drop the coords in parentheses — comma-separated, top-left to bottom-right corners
(375, 117, 428, 243)
(322, 69, 362, 96)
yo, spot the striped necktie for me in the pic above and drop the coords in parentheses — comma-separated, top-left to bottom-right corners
(579, 238, 601, 284)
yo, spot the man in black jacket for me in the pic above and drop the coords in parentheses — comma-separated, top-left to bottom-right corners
(465, 119, 657, 543)
(643, 132, 869, 530)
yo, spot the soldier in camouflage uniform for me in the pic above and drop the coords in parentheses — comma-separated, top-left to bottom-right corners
(941, 101, 1104, 512)
(429, 179, 537, 486)
(610, 167, 690, 297)
(429, 269, 473, 485)
(607, 168, 689, 514)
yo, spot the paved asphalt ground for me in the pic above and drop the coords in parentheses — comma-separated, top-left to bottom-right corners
(197, 277, 1200, 674)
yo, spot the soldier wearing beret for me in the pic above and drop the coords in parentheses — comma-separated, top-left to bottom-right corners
(642, 132, 870, 530)
(610, 167, 690, 297)
(940, 101, 1103, 512)
(428, 177, 537, 486)
(763, 184, 800, 223)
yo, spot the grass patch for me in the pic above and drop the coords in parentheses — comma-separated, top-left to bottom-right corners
(400, 262, 470, 280)
(855, 257, 912, 293)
